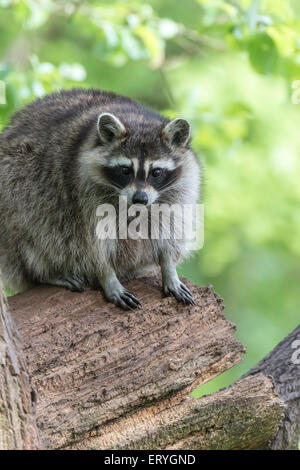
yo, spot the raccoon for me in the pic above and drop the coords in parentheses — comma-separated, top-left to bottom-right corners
(0, 88, 200, 310)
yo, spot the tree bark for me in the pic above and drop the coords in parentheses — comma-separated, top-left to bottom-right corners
(8, 276, 245, 449)
(1, 272, 298, 450)
(0, 272, 40, 450)
(245, 325, 300, 450)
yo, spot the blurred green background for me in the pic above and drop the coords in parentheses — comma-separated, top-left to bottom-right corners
(0, 0, 299, 396)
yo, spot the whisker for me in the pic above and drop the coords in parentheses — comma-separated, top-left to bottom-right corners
(159, 177, 178, 192)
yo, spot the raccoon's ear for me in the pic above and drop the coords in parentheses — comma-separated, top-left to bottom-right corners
(97, 112, 126, 143)
(162, 118, 191, 147)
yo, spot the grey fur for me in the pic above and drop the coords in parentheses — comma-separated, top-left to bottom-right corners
(0, 89, 200, 309)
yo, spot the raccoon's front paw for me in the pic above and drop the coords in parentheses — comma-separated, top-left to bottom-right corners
(46, 276, 87, 292)
(106, 287, 141, 311)
(163, 281, 195, 305)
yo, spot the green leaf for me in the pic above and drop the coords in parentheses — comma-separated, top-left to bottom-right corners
(0, 63, 13, 80)
(248, 32, 278, 75)
(134, 25, 164, 67)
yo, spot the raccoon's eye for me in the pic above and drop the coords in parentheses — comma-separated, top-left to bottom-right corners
(151, 168, 162, 177)
(120, 166, 132, 175)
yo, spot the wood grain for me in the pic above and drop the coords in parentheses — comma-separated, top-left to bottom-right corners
(9, 276, 245, 449)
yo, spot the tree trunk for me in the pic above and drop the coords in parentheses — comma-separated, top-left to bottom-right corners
(1, 272, 298, 450)
(245, 324, 300, 450)
(0, 272, 40, 450)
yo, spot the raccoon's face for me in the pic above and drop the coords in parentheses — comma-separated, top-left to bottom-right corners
(91, 112, 192, 206)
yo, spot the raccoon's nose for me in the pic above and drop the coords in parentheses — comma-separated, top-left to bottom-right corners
(132, 191, 148, 205)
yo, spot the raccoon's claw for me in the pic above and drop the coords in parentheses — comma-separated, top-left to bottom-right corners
(164, 282, 195, 305)
(46, 276, 87, 292)
(108, 289, 141, 311)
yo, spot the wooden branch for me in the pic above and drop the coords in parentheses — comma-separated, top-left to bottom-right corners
(9, 276, 245, 449)
(0, 272, 40, 450)
(65, 373, 284, 450)
(245, 325, 300, 450)
(4, 272, 298, 450)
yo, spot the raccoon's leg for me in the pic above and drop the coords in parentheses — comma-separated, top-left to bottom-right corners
(161, 261, 195, 305)
(45, 275, 87, 292)
(0, 252, 33, 294)
(99, 265, 141, 311)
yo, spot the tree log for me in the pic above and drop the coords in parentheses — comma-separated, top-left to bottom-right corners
(8, 276, 245, 449)
(0, 272, 40, 450)
(245, 324, 300, 450)
(3, 273, 299, 450)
